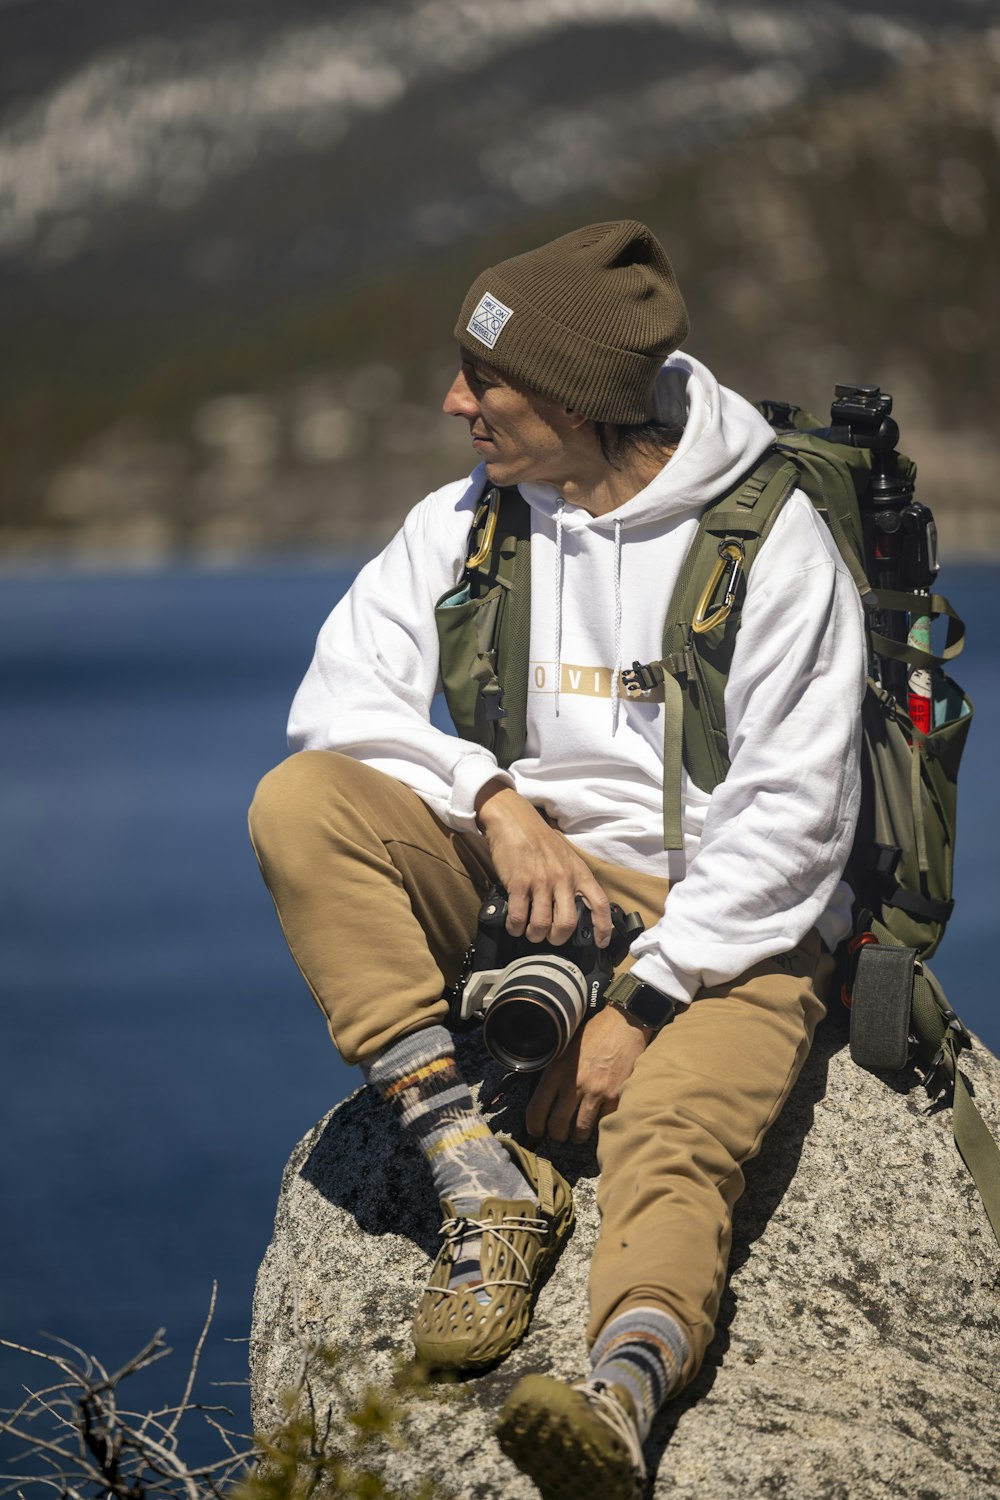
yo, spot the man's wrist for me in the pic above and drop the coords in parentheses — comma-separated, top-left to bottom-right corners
(474, 777, 517, 832)
(604, 971, 676, 1034)
(607, 1002, 655, 1038)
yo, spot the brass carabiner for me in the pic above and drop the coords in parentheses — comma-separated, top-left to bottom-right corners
(465, 488, 500, 571)
(692, 541, 745, 635)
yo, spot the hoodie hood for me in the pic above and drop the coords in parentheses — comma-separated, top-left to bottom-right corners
(517, 351, 776, 530)
(513, 350, 778, 728)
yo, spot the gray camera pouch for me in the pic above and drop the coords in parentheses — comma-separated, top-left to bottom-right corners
(849, 941, 918, 1072)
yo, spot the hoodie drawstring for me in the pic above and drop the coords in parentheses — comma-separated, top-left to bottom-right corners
(553, 504, 624, 734)
(554, 498, 565, 718)
(611, 516, 623, 735)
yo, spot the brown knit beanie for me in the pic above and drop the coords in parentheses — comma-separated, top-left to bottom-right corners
(454, 220, 688, 425)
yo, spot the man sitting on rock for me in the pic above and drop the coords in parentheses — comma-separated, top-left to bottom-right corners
(249, 220, 865, 1499)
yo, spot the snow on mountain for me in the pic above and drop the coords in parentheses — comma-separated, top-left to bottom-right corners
(0, 0, 966, 263)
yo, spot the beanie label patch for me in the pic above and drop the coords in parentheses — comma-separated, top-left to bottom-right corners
(467, 292, 513, 350)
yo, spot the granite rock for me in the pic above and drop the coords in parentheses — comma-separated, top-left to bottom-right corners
(250, 1015, 1000, 1499)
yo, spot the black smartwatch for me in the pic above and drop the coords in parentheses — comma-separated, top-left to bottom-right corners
(604, 972, 675, 1033)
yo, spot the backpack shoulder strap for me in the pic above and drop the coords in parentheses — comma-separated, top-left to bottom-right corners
(489, 487, 532, 767)
(771, 432, 872, 601)
(649, 449, 800, 849)
(436, 484, 531, 767)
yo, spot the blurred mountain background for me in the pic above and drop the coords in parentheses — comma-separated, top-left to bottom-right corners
(1, 0, 998, 562)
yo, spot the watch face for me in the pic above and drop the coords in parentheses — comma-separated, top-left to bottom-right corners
(629, 983, 674, 1029)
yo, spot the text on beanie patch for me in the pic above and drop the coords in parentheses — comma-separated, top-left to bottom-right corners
(467, 293, 514, 349)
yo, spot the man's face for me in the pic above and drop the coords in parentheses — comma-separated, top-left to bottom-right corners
(443, 357, 582, 488)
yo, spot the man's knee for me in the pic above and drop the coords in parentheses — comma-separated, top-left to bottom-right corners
(248, 749, 345, 851)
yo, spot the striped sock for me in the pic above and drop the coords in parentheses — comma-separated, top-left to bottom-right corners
(362, 1025, 536, 1298)
(585, 1307, 688, 1441)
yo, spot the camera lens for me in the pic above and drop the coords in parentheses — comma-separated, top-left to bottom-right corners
(484, 1002, 559, 1071)
(480, 955, 589, 1072)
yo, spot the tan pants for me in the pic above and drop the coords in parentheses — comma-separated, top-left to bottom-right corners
(249, 750, 833, 1387)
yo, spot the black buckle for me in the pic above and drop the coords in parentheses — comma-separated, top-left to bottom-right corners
(621, 660, 659, 698)
(759, 399, 801, 431)
(922, 1046, 949, 1100)
(483, 682, 507, 722)
(939, 1009, 973, 1054)
(922, 1018, 970, 1098)
(860, 844, 901, 880)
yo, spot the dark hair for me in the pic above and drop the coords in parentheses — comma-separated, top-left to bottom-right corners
(595, 417, 684, 469)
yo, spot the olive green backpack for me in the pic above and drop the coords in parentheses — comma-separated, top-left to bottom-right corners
(434, 387, 998, 1245)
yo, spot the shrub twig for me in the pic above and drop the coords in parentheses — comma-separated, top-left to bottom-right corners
(1, 1287, 450, 1500)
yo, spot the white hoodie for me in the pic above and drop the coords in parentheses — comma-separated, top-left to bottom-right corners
(289, 353, 867, 1004)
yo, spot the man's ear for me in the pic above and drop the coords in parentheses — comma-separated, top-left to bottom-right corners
(563, 408, 591, 432)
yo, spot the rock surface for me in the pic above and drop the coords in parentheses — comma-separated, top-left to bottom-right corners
(250, 1015, 1000, 1499)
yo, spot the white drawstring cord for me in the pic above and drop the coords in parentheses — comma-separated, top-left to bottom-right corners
(611, 516, 623, 735)
(554, 499, 565, 718)
(427, 1213, 549, 1298)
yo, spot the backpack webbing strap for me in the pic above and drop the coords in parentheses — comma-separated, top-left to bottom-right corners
(871, 918, 1000, 1249)
(882, 885, 955, 924)
(947, 1030, 1000, 1248)
(661, 671, 685, 850)
(910, 732, 929, 874)
(868, 589, 966, 670)
(851, 822, 957, 924)
(914, 966, 1000, 1250)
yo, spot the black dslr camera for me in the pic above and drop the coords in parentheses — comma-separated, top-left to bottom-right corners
(447, 883, 644, 1073)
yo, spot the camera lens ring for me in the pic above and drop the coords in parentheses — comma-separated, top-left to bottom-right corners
(480, 955, 588, 1072)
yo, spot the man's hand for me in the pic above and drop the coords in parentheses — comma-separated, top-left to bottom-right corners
(525, 1003, 650, 1144)
(474, 779, 612, 946)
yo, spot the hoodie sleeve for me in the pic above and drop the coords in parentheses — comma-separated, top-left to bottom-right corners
(286, 478, 514, 833)
(627, 491, 867, 1003)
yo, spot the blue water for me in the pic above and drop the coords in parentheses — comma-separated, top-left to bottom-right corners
(1, 563, 998, 1435)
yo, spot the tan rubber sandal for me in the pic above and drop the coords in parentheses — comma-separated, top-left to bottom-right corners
(496, 1374, 646, 1500)
(411, 1137, 574, 1372)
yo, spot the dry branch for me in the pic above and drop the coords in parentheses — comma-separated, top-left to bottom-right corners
(1, 1287, 450, 1500)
